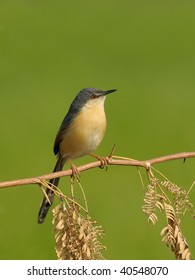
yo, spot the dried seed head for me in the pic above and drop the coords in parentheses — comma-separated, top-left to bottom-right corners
(160, 203, 193, 260)
(52, 202, 106, 260)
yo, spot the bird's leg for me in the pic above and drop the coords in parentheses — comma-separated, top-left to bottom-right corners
(68, 159, 80, 180)
(89, 153, 109, 170)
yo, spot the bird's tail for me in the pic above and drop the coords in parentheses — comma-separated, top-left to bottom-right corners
(38, 157, 65, 224)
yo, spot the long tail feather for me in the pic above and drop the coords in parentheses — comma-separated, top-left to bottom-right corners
(38, 157, 65, 224)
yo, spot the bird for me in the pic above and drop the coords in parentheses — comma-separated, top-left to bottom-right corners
(38, 87, 116, 223)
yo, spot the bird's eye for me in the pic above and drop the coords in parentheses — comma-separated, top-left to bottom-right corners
(91, 94, 98, 99)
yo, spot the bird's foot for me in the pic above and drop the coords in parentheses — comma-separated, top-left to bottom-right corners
(89, 153, 109, 170)
(68, 159, 80, 180)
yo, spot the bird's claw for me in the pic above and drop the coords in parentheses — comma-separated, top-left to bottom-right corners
(68, 160, 80, 181)
(89, 153, 109, 170)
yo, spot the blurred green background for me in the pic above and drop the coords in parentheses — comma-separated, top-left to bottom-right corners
(0, 0, 195, 260)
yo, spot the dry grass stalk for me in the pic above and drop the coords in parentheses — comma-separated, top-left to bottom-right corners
(52, 202, 106, 260)
(161, 203, 193, 260)
(142, 179, 164, 225)
(142, 168, 194, 260)
(161, 180, 195, 218)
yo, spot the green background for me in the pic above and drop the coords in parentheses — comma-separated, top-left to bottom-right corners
(0, 0, 195, 260)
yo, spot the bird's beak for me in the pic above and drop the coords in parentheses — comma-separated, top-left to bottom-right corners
(103, 89, 117, 95)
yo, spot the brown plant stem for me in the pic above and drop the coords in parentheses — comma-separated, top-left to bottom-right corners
(0, 152, 195, 189)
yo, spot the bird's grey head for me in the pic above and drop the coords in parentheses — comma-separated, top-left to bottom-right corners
(70, 87, 117, 111)
(78, 87, 116, 101)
